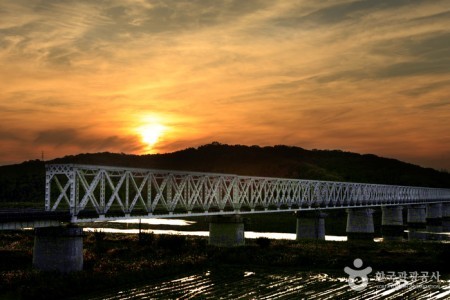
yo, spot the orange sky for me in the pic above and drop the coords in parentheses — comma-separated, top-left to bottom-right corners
(1, 0, 450, 170)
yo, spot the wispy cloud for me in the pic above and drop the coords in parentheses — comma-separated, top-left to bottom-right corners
(34, 128, 144, 153)
(1, 0, 450, 169)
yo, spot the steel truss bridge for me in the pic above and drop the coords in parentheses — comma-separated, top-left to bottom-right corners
(45, 164, 450, 223)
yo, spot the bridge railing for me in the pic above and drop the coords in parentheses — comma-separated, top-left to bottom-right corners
(45, 164, 450, 220)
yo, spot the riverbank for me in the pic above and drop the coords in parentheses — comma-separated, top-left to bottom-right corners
(0, 231, 449, 299)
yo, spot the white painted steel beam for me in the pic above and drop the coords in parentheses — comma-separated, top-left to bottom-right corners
(45, 164, 450, 223)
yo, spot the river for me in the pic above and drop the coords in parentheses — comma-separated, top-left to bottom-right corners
(83, 217, 449, 242)
(84, 266, 449, 299)
(77, 218, 450, 299)
(84, 218, 350, 241)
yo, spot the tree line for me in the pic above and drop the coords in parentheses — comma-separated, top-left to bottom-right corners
(1, 143, 450, 204)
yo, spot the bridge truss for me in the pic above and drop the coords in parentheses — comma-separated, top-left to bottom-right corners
(45, 164, 450, 222)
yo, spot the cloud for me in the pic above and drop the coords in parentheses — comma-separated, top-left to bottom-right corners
(417, 100, 450, 110)
(34, 129, 79, 147)
(1, 0, 450, 170)
(400, 80, 450, 97)
(0, 129, 26, 142)
(34, 128, 144, 153)
(372, 31, 450, 78)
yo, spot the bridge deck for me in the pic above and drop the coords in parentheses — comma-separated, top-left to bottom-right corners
(44, 164, 450, 223)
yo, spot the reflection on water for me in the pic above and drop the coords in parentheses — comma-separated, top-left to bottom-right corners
(109, 219, 195, 226)
(84, 227, 348, 241)
(97, 218, 449, 242)
(86, 266, 449, 300)
(82, 218, 450, 299)
(85, 227, 208, 237)
(89, 218, 349, 241)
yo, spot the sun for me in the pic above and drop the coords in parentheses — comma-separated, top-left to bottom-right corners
(137, 123, 166, 152)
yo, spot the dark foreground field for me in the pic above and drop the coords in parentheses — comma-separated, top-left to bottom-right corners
(0, 230, 449, 299)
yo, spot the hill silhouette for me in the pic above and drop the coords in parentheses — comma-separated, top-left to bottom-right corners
(1, 142, 450, 204)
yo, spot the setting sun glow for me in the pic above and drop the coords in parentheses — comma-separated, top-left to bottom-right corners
(1, 1, 450, 170)
(137, 123, 166, 152)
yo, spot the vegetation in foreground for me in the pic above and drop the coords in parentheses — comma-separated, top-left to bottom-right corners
(0, 231, 449, 299)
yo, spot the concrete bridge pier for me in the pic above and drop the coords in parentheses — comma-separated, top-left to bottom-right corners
(208, 215, 245, 247)
(33, 226, 83, 273)
(295, 211, 326, 240)
(407, 205, 426, 241)
(381, 206, 404, 241)
(426, 203, 443, 240)
(443, 203, 450, 232)
(346, 208, 374, 241)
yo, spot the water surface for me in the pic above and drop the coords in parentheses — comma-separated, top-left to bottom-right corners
(86, 266, 450, 299)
